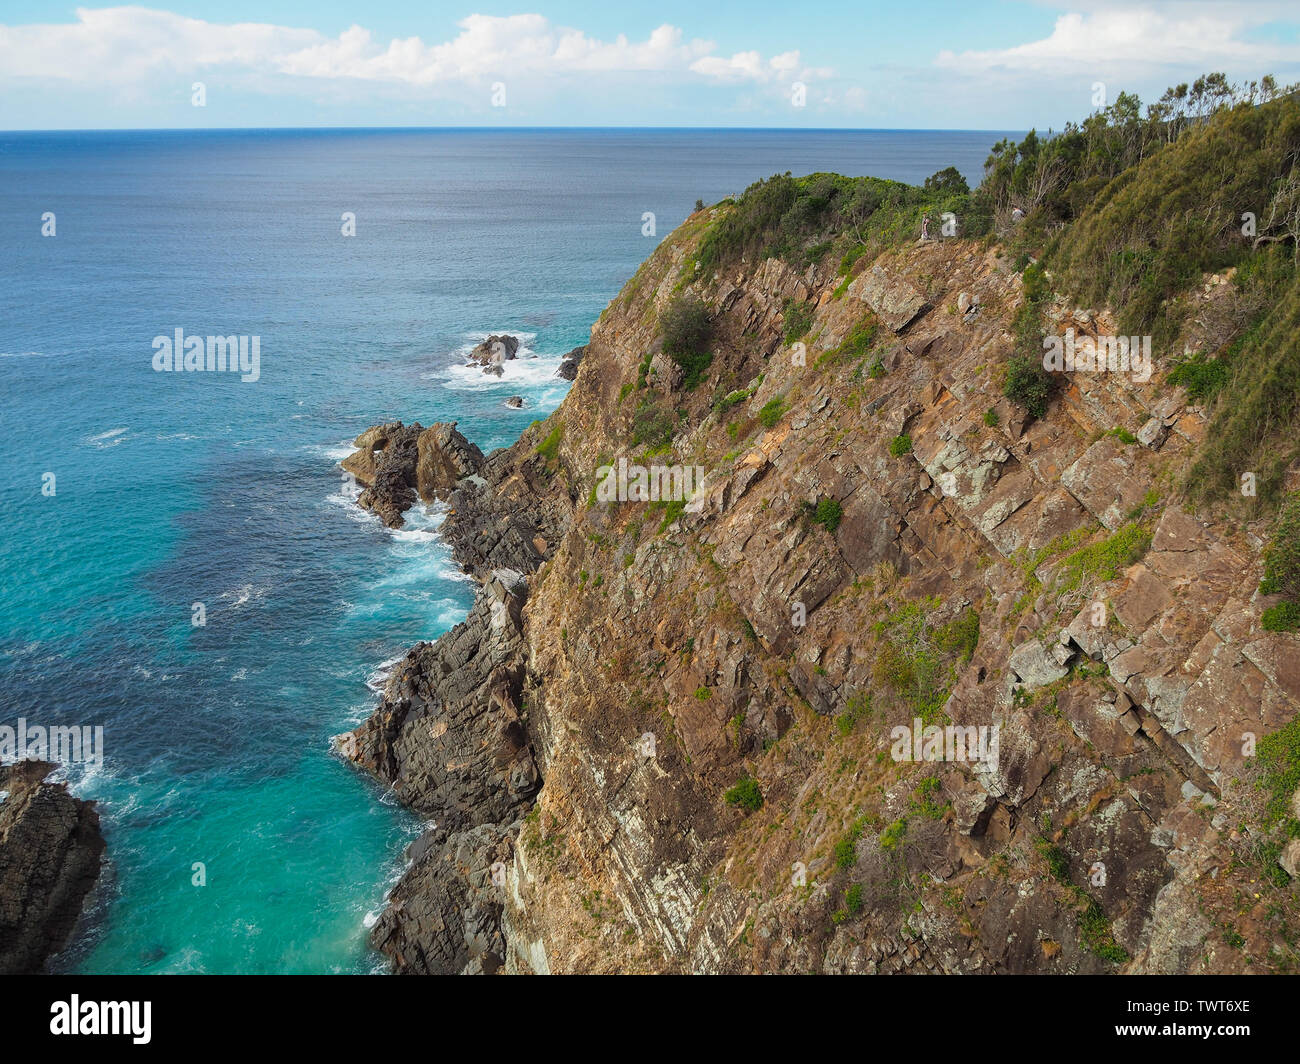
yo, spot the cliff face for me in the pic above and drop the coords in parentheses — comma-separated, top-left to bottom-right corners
(345, 206, 1300, 974)
(0, 761, 105, 974)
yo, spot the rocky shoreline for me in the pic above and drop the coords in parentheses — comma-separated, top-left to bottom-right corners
(0, 760, 105, 974)
(338, 402, 572, 971)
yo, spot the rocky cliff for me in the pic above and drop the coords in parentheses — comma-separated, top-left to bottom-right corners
(343, 203, 1300, 974)
(0, 761, 105, 974)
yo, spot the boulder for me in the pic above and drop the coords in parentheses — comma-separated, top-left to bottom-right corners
(1008, 639, 1069, 688)
(848, 264, 929, 332)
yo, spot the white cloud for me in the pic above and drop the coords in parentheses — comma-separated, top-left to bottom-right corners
(0, 6, 828, 88)
(936, 7, 1298, 74)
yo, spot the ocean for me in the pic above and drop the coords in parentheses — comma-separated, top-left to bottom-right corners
(0, 127, 1010, 973)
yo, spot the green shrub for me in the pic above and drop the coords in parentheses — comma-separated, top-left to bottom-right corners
(1057, 523, 1151, 591)
(816, 314, 879, 368)
(661, 294, 711, 356)
(1021, 261, 1051, 304)
(983, 408, 1000, 427)
(724, 773, 764, 812)
(656, 499, 686, 532)
(844, 882, 864, 916)
(835, 691, 871, 736)
(1003, 353, 1054, 418)
(695, 169, 991, 276)
(937, 607, 981, 663)
(924, 166, 969, 197)
(1168, 351, 1231, 402)
(714, 383, 757, 414)
(758, 396, 786, 428)
(782, 298, 814, 342)
(834, 817, 867, 869)
(889, 434, 913, 457)
(802, 497, 843, 533)
(880, 818, 908, 852)
(909, 776, 950, 820)
(631, 404, 676, 448)
(1261, 602, 1300, 631)
(1257, 716, 1300, 835)
(660, 295, 714, 390)
(1079, 897, 1131, 964)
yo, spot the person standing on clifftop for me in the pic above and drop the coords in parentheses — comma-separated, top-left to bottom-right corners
(921, 214, 930, 240)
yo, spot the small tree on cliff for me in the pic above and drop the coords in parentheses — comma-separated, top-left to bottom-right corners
(659, 295, 714, 389)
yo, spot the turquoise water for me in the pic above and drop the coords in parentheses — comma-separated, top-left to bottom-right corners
(0, 128, 1008, 973)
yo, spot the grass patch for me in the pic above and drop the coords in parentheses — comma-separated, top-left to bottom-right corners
(536, 422, 564, 463)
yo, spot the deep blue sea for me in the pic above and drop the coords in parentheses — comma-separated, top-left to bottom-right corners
(0, 128, 1009, 973)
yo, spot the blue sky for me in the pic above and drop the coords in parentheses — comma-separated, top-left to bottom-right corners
(2, 1, 1298, 129)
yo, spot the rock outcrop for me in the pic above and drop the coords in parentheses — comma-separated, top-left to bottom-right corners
(468, 335, 520, 376)
(556, 345, 586, 381)
(342, 421, 484, 528)
(346, 210, 1300, 974)
(0, 761, 105, 974)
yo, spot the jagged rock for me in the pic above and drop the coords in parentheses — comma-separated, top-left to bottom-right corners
(505, 396, 524, 409)
(648, 351, 684, 391)
(556, 345, 586, 381)
(342, 421, 484, 525)
(416, 422, 484, 504)
(347, 584, 538, 826)
(849, 264, 929, 332)
(1137, 416, 1168, 450)
(344, 421, 423, 527)
(1008, 640, 1069, 688)
(0, 761, 105, 974)
(371, 821, 516, 974)
(468, 334, 520, 368)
